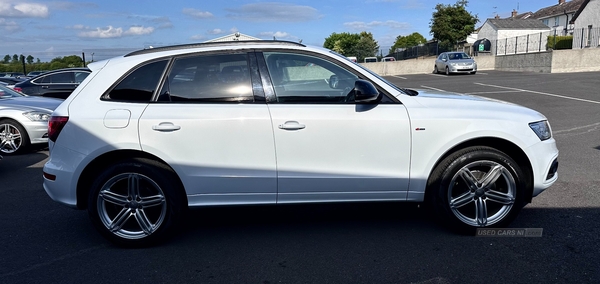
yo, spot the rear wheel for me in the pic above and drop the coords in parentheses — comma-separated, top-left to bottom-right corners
(88, 158, 185, 247)
(428, 146, 527, 233)
(0, 119, 30, 155)
(434, 65, 439, 74)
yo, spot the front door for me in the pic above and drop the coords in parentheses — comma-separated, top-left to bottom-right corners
(260, 51, 411, 203)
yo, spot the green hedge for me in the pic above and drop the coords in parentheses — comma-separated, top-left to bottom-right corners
(547, 35, 573, 50)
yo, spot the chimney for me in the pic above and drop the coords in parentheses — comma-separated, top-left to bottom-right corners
(559, 0, 566, 4)
(512, 9, 518, 18)
(495, 14, 500, 19)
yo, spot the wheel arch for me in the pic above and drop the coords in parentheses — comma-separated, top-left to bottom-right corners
(426, 137, 535, 203)
(76, 149, 188, 210)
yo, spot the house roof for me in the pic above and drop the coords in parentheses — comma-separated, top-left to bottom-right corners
(570, 0, 591, 23)
(513, 12, 534, 19)
(485, 18, 551, 30)
(531, 0, 585, 19)
(205, 32, 260, 43)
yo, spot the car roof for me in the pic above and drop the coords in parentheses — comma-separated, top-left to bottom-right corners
(125, 40, 305, 57)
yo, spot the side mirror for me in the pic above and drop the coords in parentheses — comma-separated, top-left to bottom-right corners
(442, 58, 448, 62)
(353, 80, 380, 103)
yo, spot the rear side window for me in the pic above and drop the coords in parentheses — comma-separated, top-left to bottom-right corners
(74, 72, 90, 83)
(35, 72, 74, 84)
(105, 60, 168, 102)
(157, 53, 253, 103)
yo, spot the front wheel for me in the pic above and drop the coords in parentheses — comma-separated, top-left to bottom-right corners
(88, 158, 185, 247)
(0, 119, 30, 155)
(445, 67, 450, 75)
(428, 146, 527, 233)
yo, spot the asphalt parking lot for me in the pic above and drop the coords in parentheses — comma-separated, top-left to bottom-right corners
(1, 70, 599, 283)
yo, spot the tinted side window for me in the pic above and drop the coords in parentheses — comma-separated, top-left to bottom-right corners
(264, 52, 358, 103)
(107, 60, 168, 102)
(39, 72, 73, 84)
(158, 53, 253, 103)
(74, 72, 90, 83)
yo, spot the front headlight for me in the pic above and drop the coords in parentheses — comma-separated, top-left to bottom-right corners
(23, 111, 51, 122)
(529, 120, 552, 141)
(450, 62, 457, 66)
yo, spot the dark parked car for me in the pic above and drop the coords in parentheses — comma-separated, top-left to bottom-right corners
(14, 68, 90, 99)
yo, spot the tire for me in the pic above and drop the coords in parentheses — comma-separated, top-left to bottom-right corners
(445, 67, 450, 76)
(470, 71, 477, 75)
(434, 65, 439, 74)
(0, 119, 30, 155)
(88, 158, 185, 247)
(428, 146, 527, 234)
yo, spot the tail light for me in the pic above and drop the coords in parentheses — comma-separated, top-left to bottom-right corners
(14, 87, 23, 93)
(48, 116, 69, 142)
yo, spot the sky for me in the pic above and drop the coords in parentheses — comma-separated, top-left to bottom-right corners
(0, 0, 561, 61)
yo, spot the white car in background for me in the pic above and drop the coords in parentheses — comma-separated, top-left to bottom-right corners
(42, 41, 558, 247)
(0, 85, 62, 155)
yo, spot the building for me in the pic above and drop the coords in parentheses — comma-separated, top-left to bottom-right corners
(477, 18, 551, 41)
(530, 0, 585, 35)
(205, 32, 260, 43)
(570, 0, 600, 48)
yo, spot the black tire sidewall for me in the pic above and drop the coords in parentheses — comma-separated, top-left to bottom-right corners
(429, 146, 527, 233)
(87, 158, 184, 247)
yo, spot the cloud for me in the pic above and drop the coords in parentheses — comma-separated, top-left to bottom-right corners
(0, 18, 21, 32)
(226, 2, 320, 22)
(258, 31, 291, 39)
(128, 14, 173, 29)
(207, 28, 223, 35)
(190, 34, 206, 41)
(0, 2, 49, 17)
(344, 20, 410, 31)
(182, 8, 213, 19)
(48, 2, 98, 10)
(77, 25, 155, 38)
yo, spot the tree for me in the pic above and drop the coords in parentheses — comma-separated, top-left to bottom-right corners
(2, 55, 10, 64)
(11, 54, 18, 64)
(430, 0, 478, 49)
(389, 32, 427, 54)
(323, 32, 378, 62)
(324, 32, 361, 57)
(355, 32, 379, 62)
(26, 55, 34, 64)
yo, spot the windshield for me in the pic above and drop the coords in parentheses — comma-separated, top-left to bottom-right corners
(0, 85, 25, 98)
(329, 50, 405, 94)
(448, 53, 471, 60)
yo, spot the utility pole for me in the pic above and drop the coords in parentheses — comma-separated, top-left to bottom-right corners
(21, 55, 26, 75)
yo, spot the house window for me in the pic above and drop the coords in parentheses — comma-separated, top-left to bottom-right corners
(554, 16, 560, 27)
(543, 19, 549, 26)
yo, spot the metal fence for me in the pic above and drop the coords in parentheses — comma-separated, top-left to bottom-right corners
(386, 41, 451, 60)
(572, 26, 600, 49)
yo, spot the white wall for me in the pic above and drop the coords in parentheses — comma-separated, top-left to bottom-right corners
(497, 29, 550, 39)
(573, 0, 600, 30)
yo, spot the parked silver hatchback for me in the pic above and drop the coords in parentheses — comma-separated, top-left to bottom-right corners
(434, 52, 477, 75)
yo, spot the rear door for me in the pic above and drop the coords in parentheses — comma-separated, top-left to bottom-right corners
(37, 71, 79, 99)
(138, 52, 277, 206)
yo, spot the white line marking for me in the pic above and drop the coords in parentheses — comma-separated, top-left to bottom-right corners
(427, 73, 447, 77)
(391, 75, 407, 79)
(465, 90, 521, 95)
(474, 82, 600, 105)
(420, 85, 448, 92)
(476, 72, 488, 75)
